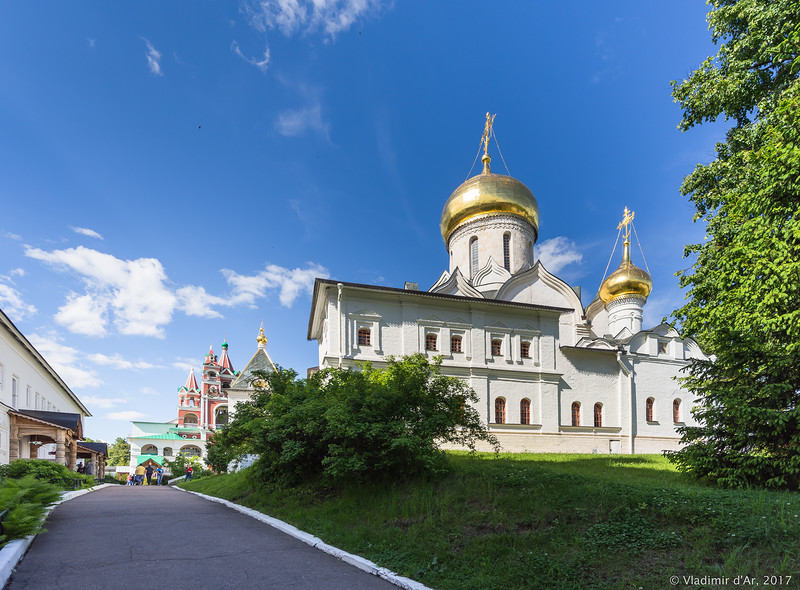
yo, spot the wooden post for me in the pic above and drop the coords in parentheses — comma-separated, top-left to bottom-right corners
(56, 430, 66, 465)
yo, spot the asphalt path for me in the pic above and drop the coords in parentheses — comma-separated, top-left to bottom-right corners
(6, 485, 401, 590)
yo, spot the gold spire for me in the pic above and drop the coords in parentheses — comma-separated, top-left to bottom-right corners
(481, 112, 496, 174)
(599, 206, 652, 304)
(257, 322, 267, 346)
(440, 113, 539, 245)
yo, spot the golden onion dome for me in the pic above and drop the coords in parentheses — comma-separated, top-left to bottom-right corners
(440, 154, 540, 245)
(599, 241, 652, 304)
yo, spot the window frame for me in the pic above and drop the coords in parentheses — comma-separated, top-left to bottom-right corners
(494, 397, 506, 424)
(520, 398, 531, 425)
(357, 327, 371, 346)
(673, 399, 681, 423)
(594, 403, 603, 428)
(646, 397, 655, 422)
(425, 332, 438, 351)
(571, 402, 580, 427)
(450, 334, 463, 354)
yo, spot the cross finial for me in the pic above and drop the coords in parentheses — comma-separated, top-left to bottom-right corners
(617, 206, 635, 241)
(481, 112, 496, 157)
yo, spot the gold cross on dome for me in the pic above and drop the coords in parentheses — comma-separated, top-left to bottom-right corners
(481, 112, 496, 156)
(617, 206, 635, 240)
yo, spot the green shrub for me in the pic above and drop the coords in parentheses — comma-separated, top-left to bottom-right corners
(0, 459, 93, 489)
(0, 475, 61, 546)
(212, 354, 498, 485)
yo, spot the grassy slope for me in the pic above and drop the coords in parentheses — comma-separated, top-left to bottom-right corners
(183, 454, 799, 589)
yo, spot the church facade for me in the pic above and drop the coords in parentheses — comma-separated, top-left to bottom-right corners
(307, 118, 705, 454)
(128, 328, 276, 470)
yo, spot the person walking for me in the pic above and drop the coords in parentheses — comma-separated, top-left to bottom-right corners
(134, 464, 146, 485)
(184, 465, 193, 482)
(155, 466, 164, 486)
(145, 464, 154, 485)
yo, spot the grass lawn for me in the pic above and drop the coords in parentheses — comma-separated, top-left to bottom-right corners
(182, 453, 799, 589)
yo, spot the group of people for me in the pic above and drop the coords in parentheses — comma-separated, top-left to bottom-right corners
(126, 463, 164, 486)
(124, 464, 195, 485)
(75, 461, 94, 476)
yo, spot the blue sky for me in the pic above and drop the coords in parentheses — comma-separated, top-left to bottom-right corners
(0, 1, 724, 443)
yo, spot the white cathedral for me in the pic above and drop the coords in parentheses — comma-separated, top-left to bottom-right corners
(307, 117, 706, 454)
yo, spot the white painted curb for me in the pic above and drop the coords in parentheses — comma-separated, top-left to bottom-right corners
(176, 487, 432, 590)
(0, 483, 114, 589)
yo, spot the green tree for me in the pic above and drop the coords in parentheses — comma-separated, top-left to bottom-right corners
(212, 355, 498, 484)
(667, 0, 800, 489)
(107, 437, 131, 467)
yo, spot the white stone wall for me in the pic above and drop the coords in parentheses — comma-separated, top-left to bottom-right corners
(448, 215, 536, 278)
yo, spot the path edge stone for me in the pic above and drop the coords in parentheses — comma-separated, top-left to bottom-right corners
(177, 487, 432, 590)
(0, 483, 114, 589)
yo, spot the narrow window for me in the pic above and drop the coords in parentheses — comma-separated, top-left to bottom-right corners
(594, 403, 603, 428)
(35, 392, 40, 410)
(470, 237, 479, 277)
(11, 377, 18, 408)
(571, 402, 580, 426)
(451, 335, 462, 353)
(358, 327, 371, 346)
(658, 341, 668, 355)
(425, 333, 437, 351)
(491, 338, 502, 356)
(503, 233, 511, 271)
(673, 399, 681, 423)
(26, 386, 31, 408)
(646, 398, 655, 422)
(520, 341, 531, 358)
(520, 399, 531, 425)
(495, 398, 506, 424)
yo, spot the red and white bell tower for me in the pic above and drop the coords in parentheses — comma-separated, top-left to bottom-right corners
(177, 341, 234, 431)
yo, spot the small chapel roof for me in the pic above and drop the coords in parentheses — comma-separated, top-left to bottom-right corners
(230, 326, 277, 389)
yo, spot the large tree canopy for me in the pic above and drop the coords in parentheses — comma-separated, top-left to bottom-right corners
(107, 437, 131, 467)
(668, 0, 800, 489)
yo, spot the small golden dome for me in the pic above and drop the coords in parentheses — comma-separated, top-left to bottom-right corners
(440, 154, 540, 245)
(599, 241, 652, 304)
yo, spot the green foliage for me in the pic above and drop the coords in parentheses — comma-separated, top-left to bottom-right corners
(668, 0, 800, 489)
(163, 454, 203, 481)
(0, 460, 93, 490)
(213, 355, 498, 485)
(107, 437, 131, 467)
(0, 475, 61, 546)
(188, 453, 800, 590)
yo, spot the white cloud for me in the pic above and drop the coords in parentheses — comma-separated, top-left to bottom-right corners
(140, 386, 160, 396)
(107, 410, 146, 421)
(10, 268, 25, 277)
(81, 395, 127, 409)
(25, 246, 176, 338)
(86, 353, 156, 370)
(27, 334, 103, 389)
(71, 226, 104, 240)
(276, 103, 329, 138)
(0, 282, 37, 320)
(222, 262, 328, 307)
(88, 38, 96, 48)
(143, 38, 163, 76)
(537, 237, 583, 274)
(26, 245, 327, 334)
(55, 292, 110, 336)
(244, 0, 384, 39)
(231, 40, 270, 71)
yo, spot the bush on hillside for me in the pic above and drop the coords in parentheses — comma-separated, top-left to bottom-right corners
(0, 475, 61, 546)
(210, 354, 499, 484)
(0, 460, 93, 489)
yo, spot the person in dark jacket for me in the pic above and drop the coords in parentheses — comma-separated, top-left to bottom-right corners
(145, 464, 154, 485)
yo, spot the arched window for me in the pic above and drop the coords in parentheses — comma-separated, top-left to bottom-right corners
(184, 413, 198, 425)
(495, 397, 506, 424)
(503, 233, 511, 271)
(520, 399, 531, 425)
(646, 398, 655, 422)
(180, 445, 202, 458)
(673, 399, 681, 423)
(520, 341, 531, 358)
(594, 403, 603, 428)
(141, 444, 158, 455)
(491, 339, 502, 356)
(163, 447, 173, 457)
(215, 406, 228, 426)
(425, 333, 437, 351)
(451, 335, 462, 353)
(358, 327, 371, 346)
(571, 402, 580, 426)
(470, 237, 479, 277)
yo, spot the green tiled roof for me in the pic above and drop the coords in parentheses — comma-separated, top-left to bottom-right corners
(137, 455, 165, 466)
(135, 433, 186, 440)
